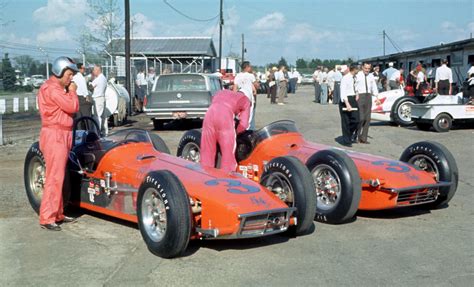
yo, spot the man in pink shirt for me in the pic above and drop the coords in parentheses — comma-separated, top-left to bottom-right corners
(201, 89, 251, 172)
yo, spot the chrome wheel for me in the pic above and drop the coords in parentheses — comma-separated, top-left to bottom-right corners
(409, 155, 439, 180)
(182, 143, 200, 162)
(141, 188, 167, 242)
(28, 156, 45, 203)
(437, 117, 450, 130)
(397, 101, 414, 123)
(261, 172, 295, 207)
(312, 164, 341, 211)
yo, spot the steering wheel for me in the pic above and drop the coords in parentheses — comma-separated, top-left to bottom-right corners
(72, 116, 101, 147)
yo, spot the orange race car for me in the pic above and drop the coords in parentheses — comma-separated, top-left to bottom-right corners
(177, 120, 459, 224)
(24, 117, 316, 258)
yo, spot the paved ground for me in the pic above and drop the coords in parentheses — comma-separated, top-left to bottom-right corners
(1, 85, 473, 287)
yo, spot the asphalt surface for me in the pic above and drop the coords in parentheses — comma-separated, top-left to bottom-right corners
(1, 85, 473, 287)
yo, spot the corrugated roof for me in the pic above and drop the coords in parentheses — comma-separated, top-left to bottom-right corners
(109, 37, 216, 57)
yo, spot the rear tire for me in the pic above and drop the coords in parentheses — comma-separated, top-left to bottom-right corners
(260, 156, 316, 236)
(400, 141, 458, 208)
(432, 113, 452, 132)
(137, 170, 192, 258)
(306, 149, 361, 224)
(177, 129, 202, 163)
(391, 96, 419, 126)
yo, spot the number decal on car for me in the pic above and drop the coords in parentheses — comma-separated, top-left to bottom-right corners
(372, 160, 411, 173)
(205, 179, 260, 194)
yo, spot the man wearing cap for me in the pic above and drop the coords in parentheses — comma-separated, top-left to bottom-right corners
(37, 56, 79, 231)
(382, 62, 398, 90)
(435, 59, 453, 95)
(233, 61, 257, 129)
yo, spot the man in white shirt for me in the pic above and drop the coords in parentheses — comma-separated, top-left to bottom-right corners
(274, 65, 288, 106)
(414, 65, 426, 96)
(72, 63, 91, 128)
(355, 62, 379, 144)
(233, 61, 257, 129)
(312, 67, 321, 102)
(135, 68, 147, 113)
(332, 66, 343, 104)
(389, 68, 402, 90)
(435, 59, 453, 95)
(288, 68, 299, 94)
(339, 64, 360, 147)
(382, 62, 398, 90)
(91, 65, 108, 135)
(319, 67, 329, 104)
(467, 65, 474, 77)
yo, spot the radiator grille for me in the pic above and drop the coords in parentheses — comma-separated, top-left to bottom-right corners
(397, 188, 439, 206)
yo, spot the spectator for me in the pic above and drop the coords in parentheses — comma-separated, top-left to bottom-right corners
(327, 67, 335, 103)
(268, 67, 278, 104)
(382, 62, 397, 90)
(355, 62, 379, 144)
(339, 64, 360, 147)
(312, 67, 322, 102)
(319, 67, 329, 105)
(332, 66, 343, 105)
(414, 64, 426, 96)
(274, 65, 288, 105)
(288, 68, 299, 94)
(91, 65, 108, 135)
(135, 68, 147, 113)
(435, 59, 453, 95)
(233, 61, 257, 129)
(72, 63, 92, 128)
(372, 65, 383, 92)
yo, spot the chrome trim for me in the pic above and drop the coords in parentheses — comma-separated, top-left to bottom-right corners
(379, 181, 451, 193)
(237, 207, 296, 219)
(196, 227, 219, 238)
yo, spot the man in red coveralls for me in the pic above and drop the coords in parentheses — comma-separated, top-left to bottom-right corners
(38, 56, 79, 231)
(201, 90, 251, 173)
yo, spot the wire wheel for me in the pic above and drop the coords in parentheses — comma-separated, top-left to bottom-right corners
(261, 172, 295, 207)
(408, 154, 439, 180)
(312, 164, 341, 211)
(397, 101, 413, 123)
(181, 142, 201, 163)
(28, 156, 45, 203)
(141, 187, 167, 243)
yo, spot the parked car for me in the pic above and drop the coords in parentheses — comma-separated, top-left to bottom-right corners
(31, 75, 45, 88)
(300, 74, 314, 85)
(144, 73, 222, 129)
(24, 117, 315, 258)
(411, 92, 474, 132)
(177, 120, 458, 224)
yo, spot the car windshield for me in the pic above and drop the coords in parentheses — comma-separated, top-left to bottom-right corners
(252, 120, 299, 145)
(104, 129, 152, 144)
(154, 74, 207, 92)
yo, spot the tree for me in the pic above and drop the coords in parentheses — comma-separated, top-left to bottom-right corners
(278, 57, 288, 68)
(29, 61, 39, 75)
(14, 55, 35, 75)
(2, 53, 17, 91)
(296, 58, 307, 69)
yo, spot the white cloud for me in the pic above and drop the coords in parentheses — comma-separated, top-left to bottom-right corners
(131, 13, 155, 37)
(37, 26, 71, 44)
(252, 12, 285, 34)
(33, 0, 88, 26)
(287, 23, 332, 43)
(440, 21, 473, 41)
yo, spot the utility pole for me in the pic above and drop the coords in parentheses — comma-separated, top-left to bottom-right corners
(383, 30, 386, 56)
(241, 33, 245, 63)
(125, 0, 132, 116)
(218, 0, 223, 71)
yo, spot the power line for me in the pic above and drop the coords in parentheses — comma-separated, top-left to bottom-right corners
(384, 32, 404, 53)
(163, 0, 219, 22)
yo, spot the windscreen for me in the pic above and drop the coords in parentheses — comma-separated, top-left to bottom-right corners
(154, 74, 207, 92)
(253, 120, 299, 145)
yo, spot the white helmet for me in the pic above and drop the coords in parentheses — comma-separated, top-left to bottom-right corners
(51, 56, 79, 77)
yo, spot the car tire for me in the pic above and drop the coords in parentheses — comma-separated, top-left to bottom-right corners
(306, 149, 361, 224)
(24, 142, 70, 214)
(415, 122, 432, 131)
(153, 119, 164, 130)
(400, 141, 458, 208)
(177, 129, 202, 163)
(391, 96, 419, 126)
(148, 133, 170, 154)
(260, 156, 316, 236)
(137, 170, 192, 258)
(432, 113, 452, 132)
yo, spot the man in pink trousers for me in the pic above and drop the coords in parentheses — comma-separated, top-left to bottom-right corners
(201, 89, 251, 172)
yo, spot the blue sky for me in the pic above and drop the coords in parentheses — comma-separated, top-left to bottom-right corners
(0, 0, 473, 65)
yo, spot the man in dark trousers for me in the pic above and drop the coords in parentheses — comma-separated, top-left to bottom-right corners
(355, 62, 379, 144)
(339, 64, 360, 147)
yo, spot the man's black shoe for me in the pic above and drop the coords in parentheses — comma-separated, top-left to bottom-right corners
(41, 223, 61, 231)
(58, 216, 77, 224)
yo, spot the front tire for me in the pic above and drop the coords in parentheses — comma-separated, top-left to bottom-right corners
(260, 156, 316, 235)
(306, 149, 361, 224)
(433, 113, 452, 132)
(400, 141, 458, 208)
(137, 170, 192, 258)
(391, 96, 419, 126)
(177, 129, 202, 163)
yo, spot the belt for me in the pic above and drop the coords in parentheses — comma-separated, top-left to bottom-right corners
(42, 124, 72, 131)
